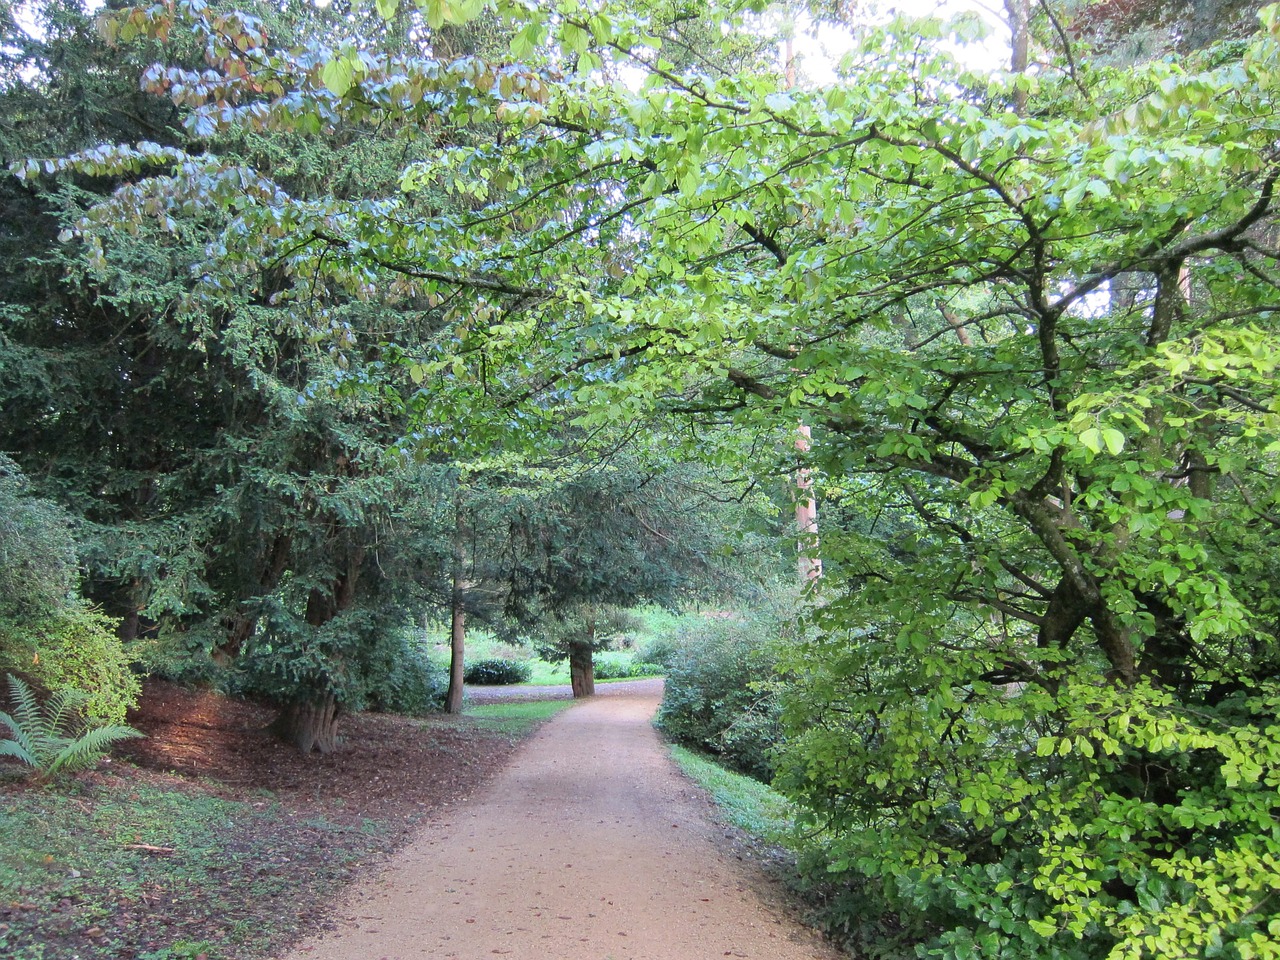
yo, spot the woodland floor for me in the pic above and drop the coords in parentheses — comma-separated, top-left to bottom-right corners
(1, 679, 826, 960)
(0, 680, 560, 960)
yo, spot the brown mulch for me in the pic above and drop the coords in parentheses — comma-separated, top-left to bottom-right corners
(0, 680, 544, 960)
(118, 680, 521, 826)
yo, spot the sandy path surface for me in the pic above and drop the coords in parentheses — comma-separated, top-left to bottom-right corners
(282, 682, 840, 960)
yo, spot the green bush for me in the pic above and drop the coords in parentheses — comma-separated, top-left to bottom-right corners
(656, 611, 785, 782)
(0, 454, 78, 618)
(0, 602, 139, 725)
(464, 657, 532, 685)
(593, 650, 663, 679)
(634, 630, 682, 669)
(365, 631, 448, 716)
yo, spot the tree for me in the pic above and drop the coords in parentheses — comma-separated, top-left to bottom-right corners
(486, 462, 731, 696)
(1, 0, 481, 751)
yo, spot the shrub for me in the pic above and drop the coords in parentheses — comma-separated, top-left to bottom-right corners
(0, 455, 78, 618)
(464, 658, 532, 685)
(656, 611, 786, 782)
(593, 650, 663, 679)
(364, 631, 448, 716)
(634, 630, 682, 669)
(0, 602, 139, 725)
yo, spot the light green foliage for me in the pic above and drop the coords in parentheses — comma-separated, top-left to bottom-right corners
(0, 674, 142, 780)
(0, 603, 141, 725)
(0, 457, 138, 724)
(592, 650, 662, 679)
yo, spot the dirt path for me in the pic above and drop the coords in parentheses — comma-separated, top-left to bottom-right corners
(281, 682, 841, 960)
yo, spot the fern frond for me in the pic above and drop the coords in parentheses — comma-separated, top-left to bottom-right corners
(46, 724, 143, 776)
(0, 706, 38, 760)
(7, 675, 63, 761)
(0, 673, 144, 779)
(0, 736, 37, 768)
(44, 688, 90, 741)
(6, 675, 43, 736)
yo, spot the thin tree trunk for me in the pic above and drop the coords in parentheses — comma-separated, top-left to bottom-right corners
(445, 496, 467, 714)
(795, 423, 823, 583)
(1005, 0, 1030, 114)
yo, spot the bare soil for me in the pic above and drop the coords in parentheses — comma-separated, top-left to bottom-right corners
(280, 681, 843, 960)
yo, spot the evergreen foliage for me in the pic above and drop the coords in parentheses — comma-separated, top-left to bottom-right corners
(462, 657, 532, 685)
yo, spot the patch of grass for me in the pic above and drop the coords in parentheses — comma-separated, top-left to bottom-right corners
(466, 700, 575, 734)
(520, 659, 570, 685)
(0, 773, 382, 960)
(668, 744, 795, 841)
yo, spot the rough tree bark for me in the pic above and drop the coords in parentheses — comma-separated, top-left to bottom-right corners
(569, 618, 596, 698)
(269, 692, 341, 754)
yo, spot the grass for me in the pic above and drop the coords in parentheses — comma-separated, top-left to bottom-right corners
(668, 744, 796, 842)
(521, 659, 570, 685)
(465, 700, 575, 734)
(0, 774, 381, 960)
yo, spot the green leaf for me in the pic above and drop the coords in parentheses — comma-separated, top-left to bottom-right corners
(1101, 428, 1125, 455)
(1079, 428, 1103, 454)
(321, 57, 355, 97)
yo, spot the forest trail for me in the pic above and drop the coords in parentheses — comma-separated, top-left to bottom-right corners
(280, 681, 841, 960)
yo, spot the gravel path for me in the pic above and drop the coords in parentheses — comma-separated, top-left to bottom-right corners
(280, 682, 840, 960)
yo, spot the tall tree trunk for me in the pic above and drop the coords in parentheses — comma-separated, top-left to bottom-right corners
(445, 494, 467, 714)
(268, 692, 341, 754)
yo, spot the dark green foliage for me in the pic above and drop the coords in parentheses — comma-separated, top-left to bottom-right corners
(656, 612, 786, 783)
(463, 658, 532, 686)
(364, 631, 449, 716)
(0, 455, 78, 617)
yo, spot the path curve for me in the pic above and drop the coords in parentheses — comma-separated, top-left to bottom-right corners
(281, 684, 840, 960)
